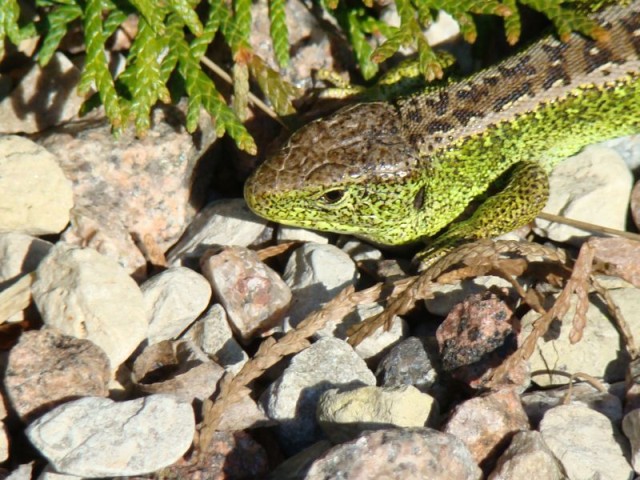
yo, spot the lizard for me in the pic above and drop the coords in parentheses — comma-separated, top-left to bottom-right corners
(244, 1, 640, 269)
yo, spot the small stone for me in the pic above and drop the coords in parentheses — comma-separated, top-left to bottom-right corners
(141, 267, 212, 345)
(277, 226, 331, 244)
(0, 135, 73, 235)
(437, 292, 516, 371)
(521, 383, 623, 427)
(376, 337, 438, 392)
(540, 404, 632, 480)
(5, 463, 34, 480)
(317, 385, 437, 443)
(521, 287, 640, 386)
(305, 428, 482, 480)
(26, 395, 195, 478)
(262, 338, 376, 454)
(0, 233, 52, 285)
(488, 431, 566, 480)
(201, 246, 291, 343)
(338, 238, 384, 263)
(0, 232, 52, 322)
(31, 244, 148, 370)
(0, 54, 84, 134)
(444, 388, 530, 466)
(182, 303, 248, 374)
(131, 340, 224, 402)
(425, 276, 515, 316)
(38, 105, 217, 273)
(437, 292, 523, 389)
(167, 199, 269, 265)
(317, 302, 407, 360)
(5, 329, 110, 421)
(535, 145, 632, 243)
(590, 237, 640, 288)
(622, 408, 640, 473)
(283, 243, 358, 328)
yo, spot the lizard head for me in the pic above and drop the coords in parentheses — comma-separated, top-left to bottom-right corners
(244, 102, 427, 245)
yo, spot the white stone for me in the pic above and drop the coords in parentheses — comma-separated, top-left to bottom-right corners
(0, 135, 73, 235)
(142, 267, 211, 344)
(316, 302, 407, 360)
(339, 238, 383, 263)
(277, 226, 331, 244)
(535, 146, 632, 243)
(0, 423, 8, 463)
(263, 338, 376, 453)
(317, 385, 437, 443)
(283, 243, 358, 328)
(5, 463, 34, 480)
(182, 303, 248, 374)
(488, 431, 566, 480)
(540, 404, 632, 480)
(0, 53, 84, 134)
(31, 244, 148, 370)
(37, 465, 84, 480)
(26, 395, 195, 478)
(622, 408, 640, 474)
(521, 287, 640, 386)
(166, 199, 269, 264)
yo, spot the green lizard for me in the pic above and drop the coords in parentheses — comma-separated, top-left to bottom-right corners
(244, 1, 640, 269)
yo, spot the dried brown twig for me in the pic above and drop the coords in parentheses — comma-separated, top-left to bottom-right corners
(348, 239, 568, 347)
(197, 277, 411, 452)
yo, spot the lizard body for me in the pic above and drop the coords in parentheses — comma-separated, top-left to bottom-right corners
(244, 1, 640, 266)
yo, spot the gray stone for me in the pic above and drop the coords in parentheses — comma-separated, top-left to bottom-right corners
(141, 267, 211, 344)
(376, 337, 438, 392)
(182, 303, 248, 374)
(283, 243, 358, 328)
(263, 338, 375, 453)
(26, 395, 195, 478)
(167, 199, 269, 265)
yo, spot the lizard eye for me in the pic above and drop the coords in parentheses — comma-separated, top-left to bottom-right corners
(320, 189, 346, 204)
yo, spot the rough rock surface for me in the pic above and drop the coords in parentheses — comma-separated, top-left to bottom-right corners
(317, 385, 437, 443)
(26, 395, 195, 477)
(540, 404, 632, 480)
(141, 266, 212, 344)
(0, 135, 73, 235)
(263, 338, 375, 454)
(305, 428, 482, 480)
(31, 244, 148, 369)
(5, 329, 110, 421)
